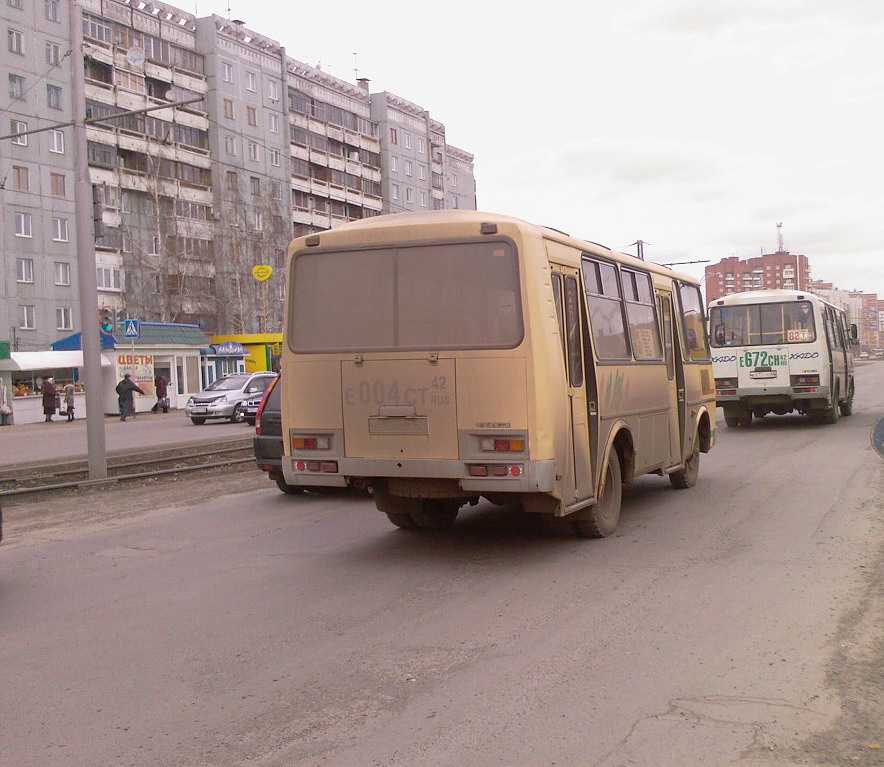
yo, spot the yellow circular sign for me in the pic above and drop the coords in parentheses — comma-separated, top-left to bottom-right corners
(252, 264, 273, 281)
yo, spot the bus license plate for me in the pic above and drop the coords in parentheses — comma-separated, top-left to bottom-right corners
(749, 371, 777, 379)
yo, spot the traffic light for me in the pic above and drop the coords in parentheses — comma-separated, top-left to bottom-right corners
(92, 185, 104, 239)
(99, 307, 114, 334)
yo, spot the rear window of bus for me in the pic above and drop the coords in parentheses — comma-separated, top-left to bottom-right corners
(289, 240, 523, 352)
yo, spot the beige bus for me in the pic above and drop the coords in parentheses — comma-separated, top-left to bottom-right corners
(280, 211, 716, 537)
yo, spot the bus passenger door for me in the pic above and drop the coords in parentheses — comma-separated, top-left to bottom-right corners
(658, 293, 684, 462)
(552, 270, 595, 501)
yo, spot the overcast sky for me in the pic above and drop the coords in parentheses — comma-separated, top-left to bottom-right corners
(196, 0, 884, 297)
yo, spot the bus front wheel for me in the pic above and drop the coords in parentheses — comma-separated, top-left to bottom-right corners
(573, 451, 622, 538)
(670, 438, 700, 489)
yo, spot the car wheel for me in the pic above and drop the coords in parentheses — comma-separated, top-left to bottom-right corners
(231, 404, 245, 424)
(191, 417, 207, 425)
(273, 474, 304, 495)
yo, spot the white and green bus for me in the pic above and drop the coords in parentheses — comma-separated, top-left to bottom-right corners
(709, 289, 856, 426)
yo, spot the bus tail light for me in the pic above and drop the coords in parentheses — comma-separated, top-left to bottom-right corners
(715, 377, 738, 395)
(294, 460, 338, 473)
(791, 374, 820, 393)
(467, 464, 523, 477)
(480, 437, 525, 452)
(292, 435, 331, 450)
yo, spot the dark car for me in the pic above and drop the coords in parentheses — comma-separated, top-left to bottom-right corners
(252, 375, 294, 492)
(240, 394, 262, 426)
(252, 377, 369, 497)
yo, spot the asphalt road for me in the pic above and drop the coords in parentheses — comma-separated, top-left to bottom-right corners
(1, 364, 882, 767)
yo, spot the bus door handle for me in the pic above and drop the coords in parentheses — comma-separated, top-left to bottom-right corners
(589, 401, 597, 415)
(678, 388, 685, 400)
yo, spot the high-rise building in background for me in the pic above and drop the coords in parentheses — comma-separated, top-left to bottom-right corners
(1, 0, 477, 352)
(704, 250, 811, 303)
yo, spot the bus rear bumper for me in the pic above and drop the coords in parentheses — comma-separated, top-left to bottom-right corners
(284, 457, 557, 494)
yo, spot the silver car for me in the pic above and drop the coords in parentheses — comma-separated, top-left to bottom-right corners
(185, 371, 277, 425)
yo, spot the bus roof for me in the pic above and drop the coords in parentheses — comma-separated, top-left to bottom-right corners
(296, 209, 699, 287)
(708, 289, 830, 309)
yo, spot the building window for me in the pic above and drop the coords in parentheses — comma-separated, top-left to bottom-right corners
(269, 148, 280, 167)
(224, 134, 237, 155)
(50, 172, 66, 196)
(47, 83, 62, 109)
(147, 236, 159, 255)
(268, 113, 279, 133)
(417, 137, 425, 154)
(10, 119, 27, 145)
(55, 261, 71, 285)
(56, 307, 73, 330)
(266, 79, 279, 101)
(390, 128, 398, 145)
(251, 210, 263, 230)
(226, 170, 237, 190)
(418, 165, 426, 180)
(9, 0, 23, 8)
(222, 61, 233, 83)
(404, 133, 412, 149)
(46, 41, 61, 65)
(52, 217, 68, 241)
(390, 156, 398, 172)
(245, 71, 256, 91)
(404, 160, 413, 176)
(8, 29, 24, 54)
(223, 98, 235, 119)
(247, 141, 259, 161)
(246, 105, 257, 126)
(20, 305, 36, 330)
(49, 128, 64, 153)
(250, 176, 261, 196)
(420, 191, 427, 207)
(9, 73, 25, 99)
(96, 266, 122, 290)
(451, 174, 458, 188)
(391, 183, 399, 200)
(14, 211, 32, 237)
(16, 257, 34, 282)
(405, 187, 414, 203)
(12, 164, 29, 190)
(270, 180, 282, 200)
(45, 0, 60, 21)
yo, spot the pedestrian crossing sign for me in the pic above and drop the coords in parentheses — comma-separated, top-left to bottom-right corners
(123, 319, 140, 338)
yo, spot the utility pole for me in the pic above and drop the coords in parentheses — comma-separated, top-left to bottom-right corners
(71, 0, 108, 479)
(630, 240, 645, 260)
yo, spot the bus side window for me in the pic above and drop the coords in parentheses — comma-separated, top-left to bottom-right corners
(564, 275, 584, 388)
(551, 272, 566, 363)
(658, 295, 675, 380)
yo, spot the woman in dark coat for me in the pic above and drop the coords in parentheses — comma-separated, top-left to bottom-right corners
(41, 377, 57, 422)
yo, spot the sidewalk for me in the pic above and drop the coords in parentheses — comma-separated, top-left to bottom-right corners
(0, 411, 253, 469)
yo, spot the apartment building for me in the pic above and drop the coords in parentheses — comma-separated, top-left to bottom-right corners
(370, 91, 476, 214)
(705, 251, 811, 302)
(2, 0, 78, 351)
(1, 0, 476, 352)
(848, 290, 880, 352)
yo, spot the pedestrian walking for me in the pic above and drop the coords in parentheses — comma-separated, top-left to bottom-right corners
(63, 382, 75, 422)
(115, 373, 144, 421)
(151, 373, 169, 413)
(41, 377, 57, 423)
(0, 378, 12, 426)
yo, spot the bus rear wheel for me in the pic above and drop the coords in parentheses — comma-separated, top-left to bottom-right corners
(724, 409, 751, 428)
(386, 513, 418, 529)
(820, 385, 840, 424)
(411, 499, 459, 530)
(573, 451, 622, 538)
